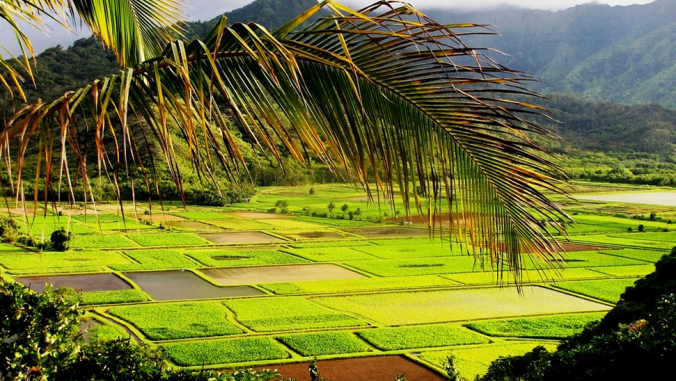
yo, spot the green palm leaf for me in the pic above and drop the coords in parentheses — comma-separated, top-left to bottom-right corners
(0, 0, 572, 282)
(0, 0, 184, 98)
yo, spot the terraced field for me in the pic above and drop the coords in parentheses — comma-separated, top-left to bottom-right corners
(1, 183, 674, 380)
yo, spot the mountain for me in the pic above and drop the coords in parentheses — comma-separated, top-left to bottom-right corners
(423, 0, 676, 107)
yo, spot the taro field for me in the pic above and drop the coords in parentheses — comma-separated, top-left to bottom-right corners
(1, 182, 674, 380)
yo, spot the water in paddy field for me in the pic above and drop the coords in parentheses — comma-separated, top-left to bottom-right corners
(578, 192, 676, 207)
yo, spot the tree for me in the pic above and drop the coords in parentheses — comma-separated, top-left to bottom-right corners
(1, 0, 572, 282)
(51, 227, 74, 251)
(0, 281, 81, 380)
(327, 202, 336, 218)
(309, 188, 315, 195)
(341, 204, 349, 213)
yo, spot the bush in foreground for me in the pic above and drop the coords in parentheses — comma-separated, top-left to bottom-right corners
(478, 249, 676, 381)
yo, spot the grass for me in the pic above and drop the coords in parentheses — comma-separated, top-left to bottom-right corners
(0, 251, 133, 272)
(163, 337, 289, 366)
(466, 313, 605, 339)
(444, 268, 607, 285)
(345, 257, 480, 277)
(71, 235, 139, 249)
(111, 250, 198, 271)
(357, 324, 490, 351)
(127, 233, 209, 247)
(72, 213, 132, 223)
(262, 275, 458, 295)
(312, 287, 610, 325)
(256, 219, 329, 230)
(277, 331, 372, 356)
(574, 234, 674, 249)
(81, 289, 150, 305)
(280, 247, 377, 262)
(171, 211, 233, 220)
(186, 249, 306, 267)
(598, 248, 668, 263)
(295, 216, 378, 227)
(109, 302, 242, 340)
(608, 231, 676, 243)
(81, 222, 157, 232)
(289, 240, 371, 248)
(523, 251, 644, 269)
(354, 242, 464, 259)
(223, 297, 366, 332)
(87, 323, 126, 342)
(420, 342, 558, 381)
(591, 264, 655, 277)
(552, 279, 638, 303)
(204, 219, 274, 231)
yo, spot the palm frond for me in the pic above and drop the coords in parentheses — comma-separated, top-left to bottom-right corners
(0, 0, 184, 99)
(0, 0, 572, 283)
(71, 0, 186, 67)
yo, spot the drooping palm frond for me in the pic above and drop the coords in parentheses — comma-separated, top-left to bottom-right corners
(70, 0, 185, 67)
(0, 0, 70, 101)
(0, 0, 184, 99)
(0, 0, 572, 282)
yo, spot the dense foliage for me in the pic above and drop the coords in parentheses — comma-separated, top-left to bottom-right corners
(0, 281, 292, 381)
(0, 282, 81, 380)
(478, 249, 676, 381)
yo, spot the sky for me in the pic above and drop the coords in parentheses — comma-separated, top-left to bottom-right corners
(0, 0, 656, 56)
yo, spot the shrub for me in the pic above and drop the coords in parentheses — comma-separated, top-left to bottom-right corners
(478, 249, 676, 381)
(275, 200, 289, 208)
(0, 217, 20, 243)
(638, 224, 645, 232)
(267, 207, 277, 213)
(627, 227, 633, 232)
(51, 227, 74, 251)
(280, 207, 290, 214)
(309, 188, 315, 195)
(0, 281, 82, 380)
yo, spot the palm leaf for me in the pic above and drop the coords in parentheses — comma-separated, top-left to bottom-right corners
(0, 0, 572, 283)
(0, 0, 184, 98)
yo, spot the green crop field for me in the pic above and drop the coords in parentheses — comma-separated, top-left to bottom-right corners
(281, 247, 377, 262)
(70, 235, 139, 249)
(163, 337, 289, 366)
(109, 302, 242, 340)
(598, 248, 668, 263)
(345, 257, 481, 277)
(420, 342, 558, 380)
(223, 297, 367, 332)
(186, 249, 307, 267)
(0, 251, 133, 273)
(313, 287, 610, 325)
(6, 183, 675, 377)
(170, 211, 233, 220)
(81, 289, 150, 305)
(277, 331, 372, 356)
(466, 313, 605, 339)
(111, 249, 199, 271)
(262, 275, 458, 295)
(357, 324, 490, 350)
(127, 233, 210, 247)
(552, 279, 638, 303)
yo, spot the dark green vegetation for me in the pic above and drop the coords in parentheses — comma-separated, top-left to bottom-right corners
(1, 281, 290, 380)
(430, 0, 676, 108)
(478, 251, 676, 381)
